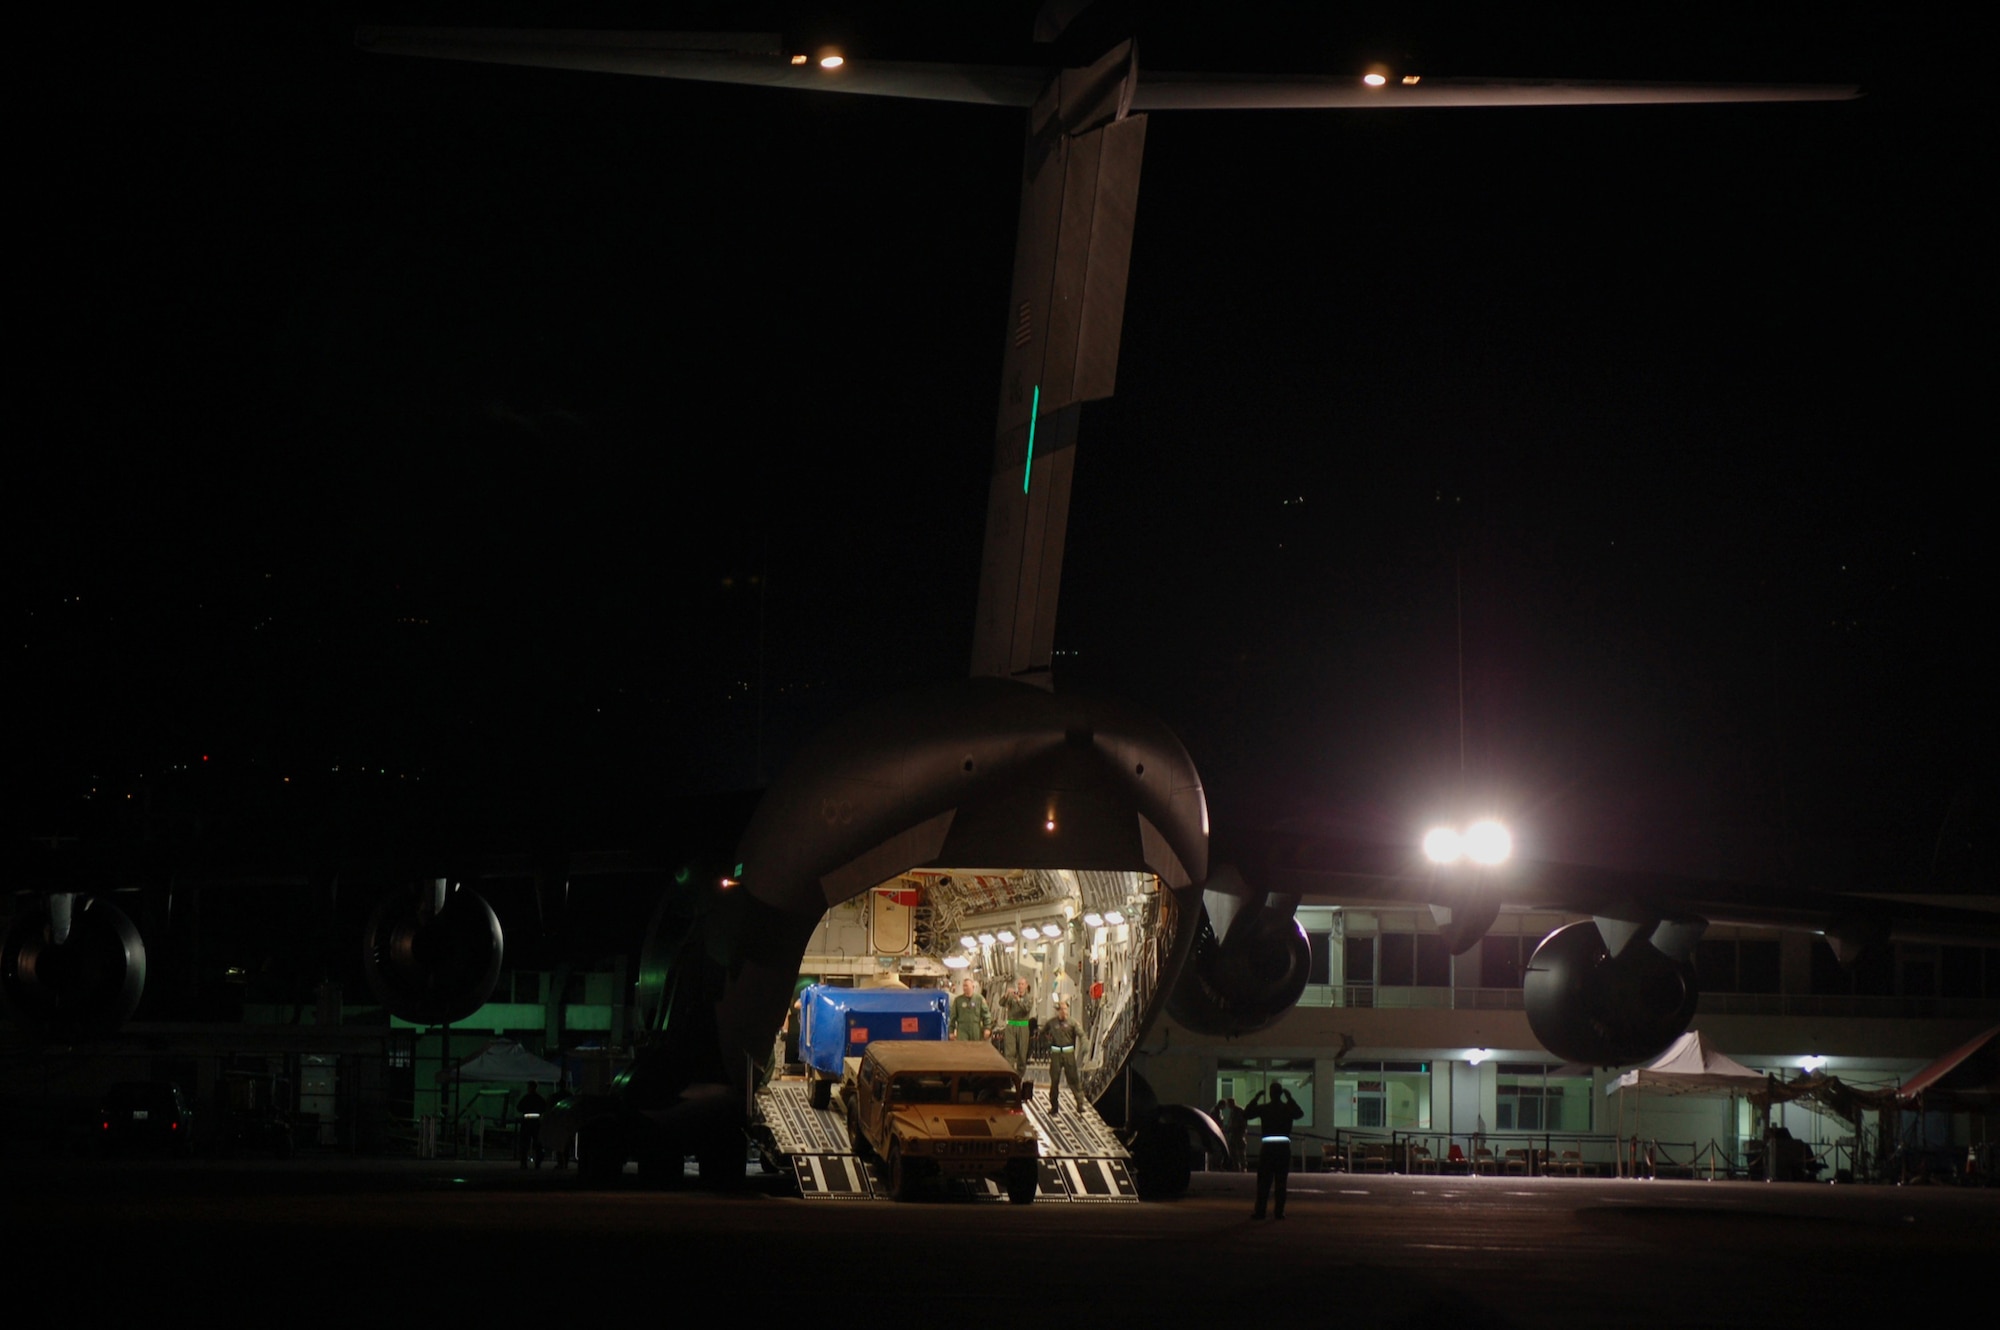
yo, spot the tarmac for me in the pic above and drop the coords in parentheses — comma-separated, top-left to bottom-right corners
(7, 1156, 1995, 1325)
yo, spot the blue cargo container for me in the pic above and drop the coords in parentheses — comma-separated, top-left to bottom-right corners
(798, 984, 950, 1108)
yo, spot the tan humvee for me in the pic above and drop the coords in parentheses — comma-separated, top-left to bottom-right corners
(843, 1039, 1040, 1202)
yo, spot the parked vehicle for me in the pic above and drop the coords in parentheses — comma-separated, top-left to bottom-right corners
(98, 1081, 196, 1157)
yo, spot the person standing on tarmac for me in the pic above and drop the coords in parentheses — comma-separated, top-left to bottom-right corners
(1214, 1095, 1246, 1171)
(1243, 1085, 1303, 1219)
(997, 976, 1035, 1078)
(1043, 999, 1082, 1113)
(516, 1081, 547, 1169)
(950, 976, 993, 1044)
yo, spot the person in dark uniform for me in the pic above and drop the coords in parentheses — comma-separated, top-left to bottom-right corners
(516, 1081, 547, 1169)
(1243, 1085, 1303, 1219)
(1043, 1000, 1082, 1113)
(997, 976, 1034, 1077)
(1214, 1095, 1246, 1171)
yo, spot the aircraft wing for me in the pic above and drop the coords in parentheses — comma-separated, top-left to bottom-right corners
(1226, 827, 2000, 950)
(352, 28, 1050, 105)
(354, 29, 1857, 109)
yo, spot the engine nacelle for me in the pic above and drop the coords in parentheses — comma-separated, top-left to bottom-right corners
(1164, 906, 1310, 1037)
(1523, 920, 1699, 1066)
(1, 893, 148, 1032)
(362, 880, 504, 1026)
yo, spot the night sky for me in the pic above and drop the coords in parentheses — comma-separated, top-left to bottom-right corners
(20, 4, 1986, 898)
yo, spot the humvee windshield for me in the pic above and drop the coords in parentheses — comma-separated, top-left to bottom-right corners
(890, 1075, 952, 1105)
(956, 1074, 1018, 1105)
(888, 1073, 1020, 1108)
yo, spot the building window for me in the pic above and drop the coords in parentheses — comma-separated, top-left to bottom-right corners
(1216, 1058, 1315, 1126)
(1495, 1063, 1591, 1132)
(1307, 932, 1332, 985)
(1345, 936, 1375, 986)
(1941, 946, 1996, 999)
(1378, 933, 1414, 986)
(1480, 934, 1526, 989)
(1698, 938, 1781, 994)
(1417, 934, 1451, 987)
(1331, 1062, 1431, 1131)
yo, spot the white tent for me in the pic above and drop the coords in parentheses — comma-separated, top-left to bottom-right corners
(1604, 1032, 1771, 1177)
(435, 1039, 564, 1086)
(1608, 1031, 1768, 1097)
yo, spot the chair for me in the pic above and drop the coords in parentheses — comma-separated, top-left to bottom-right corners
(1473, 1146, 1498, 1176)
(1503, 1148, 1529, 1176)
(1410, 1145, 1439, 1175)
(1558, 1149, 1588, 1177)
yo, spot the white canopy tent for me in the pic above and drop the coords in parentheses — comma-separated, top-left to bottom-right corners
(436, 1039, 564, 1086)
(1606, 1032, 1770, 1178)
(1607, 1031, 1768, 1097)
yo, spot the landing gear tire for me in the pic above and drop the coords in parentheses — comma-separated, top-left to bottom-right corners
(1006, 1158, 1038, 1205)
(889, 1142, 916, 1201)
(1132, 1118, 1192, 1200)
(636, 1147, 682, 1189)
(697, 1135, 745, 1188)
(577, 1124, 626, 1186)
(808, 1077, 831, 1111)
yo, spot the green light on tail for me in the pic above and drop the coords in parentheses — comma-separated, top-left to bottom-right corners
(1023, 385, 1040, 494)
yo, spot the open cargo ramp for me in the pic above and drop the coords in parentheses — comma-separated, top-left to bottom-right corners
(755, 1070, 1137, 1202)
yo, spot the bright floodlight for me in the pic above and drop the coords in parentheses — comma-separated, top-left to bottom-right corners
(1423, 826, 1463, 864)
(960, 935, 978, 950)
(997, 930, 1015, 944)
(1083, 912, 1104, 928)
(1042, 924, 1062, 938)
(1465, 819, 1512, 865)
(943, 954, 970, 969)
(818, 53, 844, 69)
(1104, 910, 1126, 926)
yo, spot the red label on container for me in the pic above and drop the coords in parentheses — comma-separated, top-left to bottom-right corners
(902, 1017, 920, 1033)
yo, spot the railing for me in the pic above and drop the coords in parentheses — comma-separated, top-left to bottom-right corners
(1695, 992, 2000, 1020)
(1080, 888, 1174, 1109)
(1303, 1129, 1628, 1176)
(1292, 985, 1997, 1021)
(1294, 985, 1524, 1010)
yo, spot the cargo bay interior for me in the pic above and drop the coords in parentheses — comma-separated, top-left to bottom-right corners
(799, 867, 1172, 1106)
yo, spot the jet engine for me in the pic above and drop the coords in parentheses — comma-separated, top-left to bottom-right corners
(361, 879, 504, 1026)
(1, 893, 148, 1032)
(1164, 869, 1310, 1037)
(1523, 919, 1700, 1066)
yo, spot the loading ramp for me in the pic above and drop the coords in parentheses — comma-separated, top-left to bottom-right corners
(756, 1064, 1138, 1202)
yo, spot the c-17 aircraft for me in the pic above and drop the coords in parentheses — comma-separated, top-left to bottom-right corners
(9, 8, 1994, 1184)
